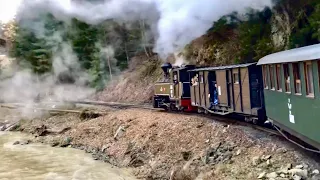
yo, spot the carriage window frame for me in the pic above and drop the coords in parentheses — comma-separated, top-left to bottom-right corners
(292, 62, 302, 95)
(276, 64, 282, 91)
(283, 63, 291, 93)
(269, 64, 275, 90)
(199, 74, 204, 83)
(191, 73, 199, 86)
(173, 72, 178, 84)
(262, 65, 268, 89)
(233, 72, 239, 84)
(304, 61, 314, 97)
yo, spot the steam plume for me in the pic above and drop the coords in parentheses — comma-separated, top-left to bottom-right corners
(17, 0, 273, 59)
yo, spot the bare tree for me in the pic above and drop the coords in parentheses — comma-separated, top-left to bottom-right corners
(139, 19, 151, 57)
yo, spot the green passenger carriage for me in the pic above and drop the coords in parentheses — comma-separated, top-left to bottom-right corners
(257, 43, 320, 150)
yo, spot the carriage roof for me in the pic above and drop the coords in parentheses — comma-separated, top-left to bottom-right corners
(257, 43, 320, 65)
(188, 62, 256, 72)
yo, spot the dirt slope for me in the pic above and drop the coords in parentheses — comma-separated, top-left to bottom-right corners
(94, 55, 163, 103)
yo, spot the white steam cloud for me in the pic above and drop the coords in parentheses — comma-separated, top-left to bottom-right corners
(17, 0, 273, 58)
(0, 0, 273, 119)
(0, 15, 96, 113)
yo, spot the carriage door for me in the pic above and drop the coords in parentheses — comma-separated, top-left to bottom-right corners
(226, 69, 232, 107)
(199, 71, 207, 107)
(173, 71, 179, 100)
(216, 70, 228, 106)
(228, 69, 235, 110)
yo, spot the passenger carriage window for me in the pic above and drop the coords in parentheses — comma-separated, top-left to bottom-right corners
(283, 64, 290, 93)
(269, 65, 275, 90)
(262, 65, 268, 89)
(173, 73, 178, 84)
(276, 64, 282, 91)
(292, 62, 301, 94)
(304, 62, 314, 96)
(233, 72, 239, 84)
(199, 75, 204, 83)
(192, 74, 199, 86)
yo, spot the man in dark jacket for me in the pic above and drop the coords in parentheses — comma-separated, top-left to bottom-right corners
(208, 82, 218, 109)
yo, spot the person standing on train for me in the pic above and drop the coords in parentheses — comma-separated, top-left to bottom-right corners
(208, 83, 219, 109)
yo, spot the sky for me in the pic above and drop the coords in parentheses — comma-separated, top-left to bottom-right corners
(0, 0, 22, 23)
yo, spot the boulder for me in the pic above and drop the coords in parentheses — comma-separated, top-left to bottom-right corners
(266, 172, 278, 179)
(312, 169, 319, 175)
(252, 156, 262, 165)
(235, 149, 241, 156)
(257, 172, 266, 179)
(295, 165, 304, 169)
(288, 169, 308, 179)
(13, 140, 31, 145)
(293, 175, 302, 180)
(114, 126, 125, 140)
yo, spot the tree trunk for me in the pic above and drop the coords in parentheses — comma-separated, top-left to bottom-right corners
(107, 55, 113, 80)
(140, 20, 150, 57)
(124, 41, 129, 64)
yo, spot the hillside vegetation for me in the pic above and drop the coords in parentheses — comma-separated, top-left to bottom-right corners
(185, 0, 320, 66)
(1, 0, 320, 102)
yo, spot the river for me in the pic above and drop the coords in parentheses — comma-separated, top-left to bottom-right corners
(0, 132, 137, 180)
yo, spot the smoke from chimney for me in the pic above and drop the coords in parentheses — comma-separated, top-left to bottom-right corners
(17, 0, 273, 59)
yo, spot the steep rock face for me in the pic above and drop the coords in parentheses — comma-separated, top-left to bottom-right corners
(184, 30, 240, 66)
(271, 9, 291, 51)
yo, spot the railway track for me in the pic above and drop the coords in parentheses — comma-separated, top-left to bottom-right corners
(1, 100, 319, 155)
(0, 100, 279, 135)
(68, 100, 157, 110)
(69, 100, 282, 136)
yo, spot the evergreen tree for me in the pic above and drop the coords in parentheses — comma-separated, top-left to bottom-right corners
(11, 28, 52, 74)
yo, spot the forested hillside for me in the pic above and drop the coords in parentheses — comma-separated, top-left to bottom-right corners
(1, 0, 320, 100)
(185, 0, 320, 66)
(3, 15, 154, 89)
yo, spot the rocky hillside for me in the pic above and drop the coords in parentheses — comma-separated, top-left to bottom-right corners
(183, 0, 320, 66)
(93, 54, 163, 103)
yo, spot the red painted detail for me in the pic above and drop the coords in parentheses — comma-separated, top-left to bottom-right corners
(180, 99, 196, 112)
(180, 99, 190, 106)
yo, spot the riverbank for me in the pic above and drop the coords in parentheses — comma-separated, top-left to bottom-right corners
(0, 131, 137, 180)
(1, 105, 320, 180)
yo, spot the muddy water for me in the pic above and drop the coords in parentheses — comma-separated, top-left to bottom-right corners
(0, 132, 137, 180)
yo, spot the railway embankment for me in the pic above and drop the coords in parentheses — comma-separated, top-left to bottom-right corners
(1, 106, 320, 180)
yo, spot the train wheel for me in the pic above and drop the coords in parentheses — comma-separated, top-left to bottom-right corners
(170, 104, 177, 111)
(252, 118, 263, 125)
